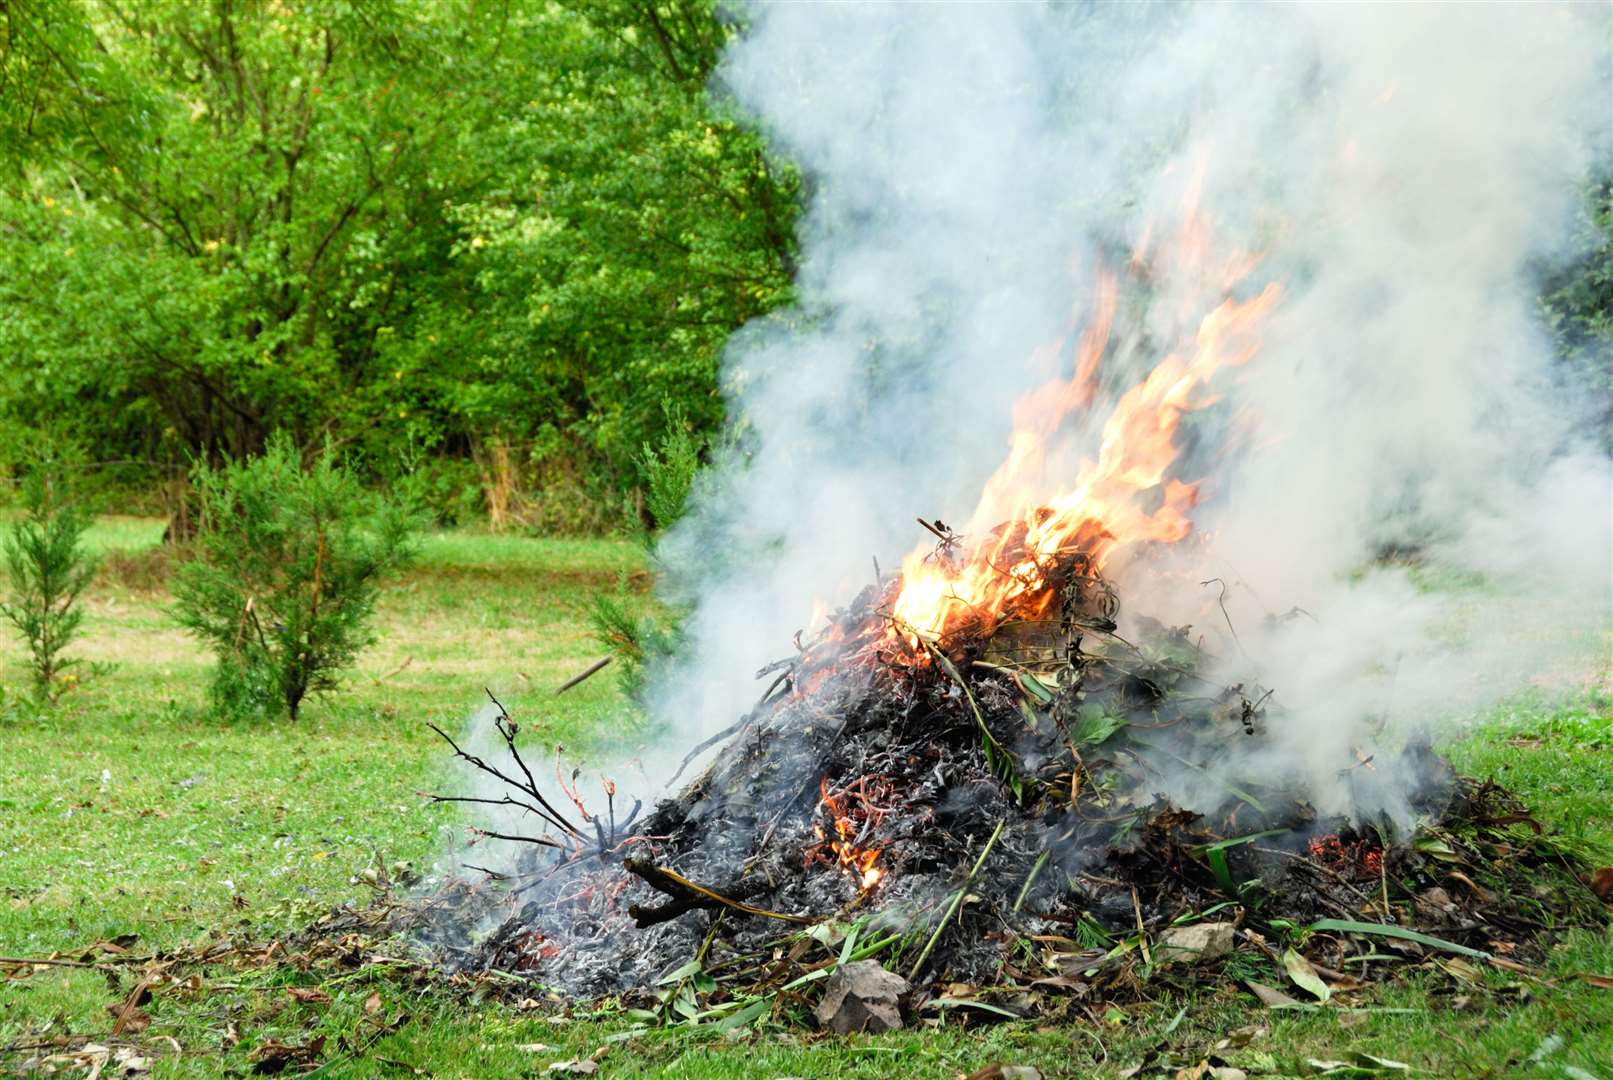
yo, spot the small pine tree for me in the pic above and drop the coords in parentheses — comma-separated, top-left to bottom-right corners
(588, 408, 705, 698)
(0, 473, 98, 700)
(172, 435, 419, 721)
(639, 411, 703, 537)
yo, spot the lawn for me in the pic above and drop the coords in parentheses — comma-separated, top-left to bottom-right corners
(1, 519, 1609, 1078)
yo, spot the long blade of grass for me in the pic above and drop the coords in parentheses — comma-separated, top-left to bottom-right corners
(1308, 919, 1492, 960)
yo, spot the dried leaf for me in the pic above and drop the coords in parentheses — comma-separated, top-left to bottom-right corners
(364, 991, 383, 1014)
(285, 986, 331, 1004)
(1577, 972, 1613, 990)
(1243, 981, 1302, 1008)
(249, 1035, 325, 1075)
(547, 1061, 598, 1076)
(105, 1004, 151, 1034)
(1282, 949, 1331, 1003)
(964, 1066, 1044, 1080)
(1350, 1053, 1411, 1072)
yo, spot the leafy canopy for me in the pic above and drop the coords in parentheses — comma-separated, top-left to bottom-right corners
(0, 0, 797, 521)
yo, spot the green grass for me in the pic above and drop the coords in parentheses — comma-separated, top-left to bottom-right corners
(1, 518, 1609, 1078)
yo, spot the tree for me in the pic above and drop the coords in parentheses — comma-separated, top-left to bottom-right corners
(171, 435, 418, 720)
(0, 466, 97, 700)
(0, 0, 799, 525)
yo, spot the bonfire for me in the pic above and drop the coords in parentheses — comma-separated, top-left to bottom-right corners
(402, 205, 1604, 1031)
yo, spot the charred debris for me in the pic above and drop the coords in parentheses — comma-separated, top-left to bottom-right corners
(375, 519, 1604, 1026)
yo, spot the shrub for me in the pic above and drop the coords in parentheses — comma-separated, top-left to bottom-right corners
(588, 411, 706, 698)
(639, 410, 703, 535)
(0, 472, 97, 701)
(172, 435, 420, 721)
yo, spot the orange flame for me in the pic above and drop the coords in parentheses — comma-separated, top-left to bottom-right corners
(814, 777, 885, 890)
(889, 209, 1280, 646)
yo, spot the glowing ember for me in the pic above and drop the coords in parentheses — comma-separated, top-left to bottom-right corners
(888, 214, 1280, 648)
(811, 776, 890, 891)
(1308, 833, 1384, 878)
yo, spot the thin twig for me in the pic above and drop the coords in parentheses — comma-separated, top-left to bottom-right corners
(1200, 577, 1248, 660)
(556, 656, 611, 695)
(908, 818, 1006, 981)
(427, 720, 582, 838)
(0, 955, 100, 969)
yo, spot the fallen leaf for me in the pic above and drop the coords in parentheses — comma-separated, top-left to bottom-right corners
(364, 991, 383, 1014)
(1577, 972, 1613, 990)
(1487, 955, 1537, 976)
(112, 1047, 152, 1077)
(1283, 949, 1331, 1003)
(1244, 981, 1302, 1008)
(285, 986, 331, 1004)
(547, 1061, 598, 1076)
(1212, 1022, 1267, 1049)
(109, 971, 160, 1035)
(1350, 1052, 1411, 1072)
(964, 1067, 1043, 1080)
(1589, 867, 1612, 903)
(105, 1004, 151, 1034)
(250, 1035, 325, 1075)
(515, 1043, 553, 1053)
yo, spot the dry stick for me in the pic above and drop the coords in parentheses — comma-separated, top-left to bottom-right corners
(372, 656, 412, 685)
(471, 828, 565, 850)
(908, 819, 1006, 982)
(0, 955, 101, 969)
(1199, 577, 1249, 661)
(624, 858, 815, 926)
(426, 791, 557, 823)
(556, 656, 612, 695)
(426, 721, 581, 839)
(485, 688, 579, 836)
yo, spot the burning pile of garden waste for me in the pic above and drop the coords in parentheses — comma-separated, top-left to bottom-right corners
(303, 214, 1608, 1036)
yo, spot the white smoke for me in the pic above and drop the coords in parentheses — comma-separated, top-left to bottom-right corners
(645, 3, 1610, 824)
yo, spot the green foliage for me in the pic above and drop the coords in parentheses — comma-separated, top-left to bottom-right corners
(0, 470, 96, 700)
(588, 582, 684, 703)
(0, 0, 798, 525)
(1539, 176, 1613, 447)
(589, 414, 707, 696)
(640, 407, 705, 534)
(171, 435, 419, 720)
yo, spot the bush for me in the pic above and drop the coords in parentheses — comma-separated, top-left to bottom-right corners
(172, 436, 420, 721)
(587, 412, 706, 698)
(0, 472, 97, 701)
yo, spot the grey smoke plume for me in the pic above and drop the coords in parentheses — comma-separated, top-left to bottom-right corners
(645, 2, 1610, 826)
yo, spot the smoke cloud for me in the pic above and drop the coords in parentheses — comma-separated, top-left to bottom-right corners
(645, 2, 1611, 825)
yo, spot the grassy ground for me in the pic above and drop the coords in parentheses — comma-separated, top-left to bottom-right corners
(1, 518, 1608, 1078)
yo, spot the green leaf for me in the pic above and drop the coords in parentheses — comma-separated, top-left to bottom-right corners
(1308, 919, 1492, 961)
(712, 996, 771, 1033)
(1412, 834, 1460, 861)
(1016, 670, 1056, 704)
(922, 997, 1024, 1019)
(838, 924, 860, 967)
(656, 959, 703, 985)
(1282, 947, 1331, 1003)
(1072, 703, 1126, 747)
